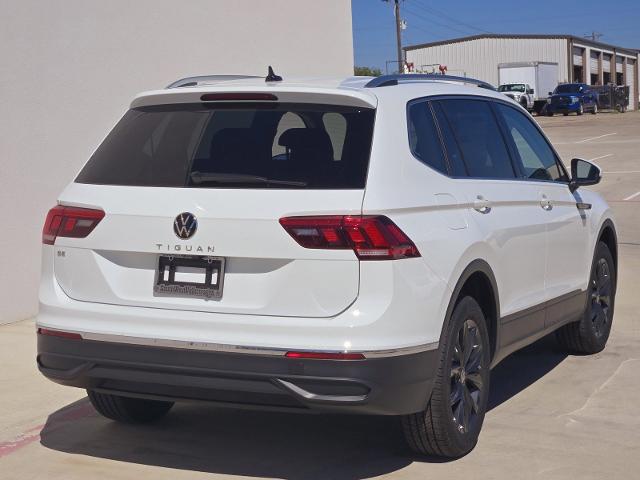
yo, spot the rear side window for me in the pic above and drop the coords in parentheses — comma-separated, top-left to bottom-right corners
(495, 104, 566, 182)
(437, 99, 516, 179)
(76, 103, 375, 189)
(407, 101, 448, 174)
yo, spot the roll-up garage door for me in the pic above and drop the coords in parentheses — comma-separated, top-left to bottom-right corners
(616, 56, 624, 85)
(573, 47, 583, 66)
(590, 51, 599, 75)
(602, 53, 612, 84)
(627, 60, 636, 110)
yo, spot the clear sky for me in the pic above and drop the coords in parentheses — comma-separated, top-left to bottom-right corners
(352, 0, 640, 73)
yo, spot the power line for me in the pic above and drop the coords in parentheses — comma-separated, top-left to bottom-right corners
(403, 5, 477, 36)
(411, 0, 490, 34)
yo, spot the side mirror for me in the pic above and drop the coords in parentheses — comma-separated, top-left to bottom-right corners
(528, 88, 534, 94)
(548, 91, 553, 96)
(569, 158, 601, 192)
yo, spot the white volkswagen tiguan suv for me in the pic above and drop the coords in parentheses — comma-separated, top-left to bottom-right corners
(37, 72, 617, 458)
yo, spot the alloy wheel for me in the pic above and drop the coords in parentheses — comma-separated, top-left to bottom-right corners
(450, 319, 484, 434)
(590, 258, 612, 338)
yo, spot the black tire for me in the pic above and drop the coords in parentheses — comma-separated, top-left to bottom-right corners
(87, 390, 174, 423)
(563, 112, 569, 116)
(577, 103, 584, 115)
(592, 103, 598, 115)
(402, 296, 490, 458)
(556, 241, 615, 354)
(547, 111, 554, 117)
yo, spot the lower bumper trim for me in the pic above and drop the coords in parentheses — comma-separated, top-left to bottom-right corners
(37, 334, 438, 415)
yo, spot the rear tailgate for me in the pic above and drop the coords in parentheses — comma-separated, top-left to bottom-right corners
(54, 185, 363, 317)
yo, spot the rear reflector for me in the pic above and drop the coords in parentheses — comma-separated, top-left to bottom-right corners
(37, 328, 82, 340)
(200, 93, 278, 102)
(42, 205, 105, 245)
(285, 351, 365, 360)
(279, 215, 420, 260)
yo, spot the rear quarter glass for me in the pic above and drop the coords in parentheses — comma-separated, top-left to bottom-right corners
(75, 103, 376, 189)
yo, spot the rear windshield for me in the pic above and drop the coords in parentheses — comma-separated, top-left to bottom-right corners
(76, 103, 376, 189)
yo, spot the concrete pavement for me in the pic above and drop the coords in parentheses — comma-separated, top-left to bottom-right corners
(1, 111, 639, 480)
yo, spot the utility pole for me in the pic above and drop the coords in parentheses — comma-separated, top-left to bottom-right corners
(394, 0, 403, 71)
(585, 31, 603, 42)
(383, 0, 404, 72)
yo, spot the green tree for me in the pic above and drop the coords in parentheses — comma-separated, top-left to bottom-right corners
(354, 66, 383, 77)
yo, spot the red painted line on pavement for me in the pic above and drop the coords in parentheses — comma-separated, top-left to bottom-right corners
(0, 431, 42, 458)
(0, 401, 95, 458)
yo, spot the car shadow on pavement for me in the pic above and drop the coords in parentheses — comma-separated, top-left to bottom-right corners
(40, 335, 567, 479)
(488, 333, 567, 410)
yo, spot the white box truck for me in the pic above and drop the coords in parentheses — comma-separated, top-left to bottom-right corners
(498, 61, 558, 114)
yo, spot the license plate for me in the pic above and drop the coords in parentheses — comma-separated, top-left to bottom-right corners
(154, 255, 225, 300)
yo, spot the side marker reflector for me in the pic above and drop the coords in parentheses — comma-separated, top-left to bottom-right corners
(285, 351, 365, 360)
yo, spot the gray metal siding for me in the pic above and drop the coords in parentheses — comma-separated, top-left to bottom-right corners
(405, 37, 569, 87)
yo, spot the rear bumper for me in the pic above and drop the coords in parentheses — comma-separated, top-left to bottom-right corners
(37, 334, 438, 415)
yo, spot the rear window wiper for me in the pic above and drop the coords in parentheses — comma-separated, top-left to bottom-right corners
(190, 171, 307, 187)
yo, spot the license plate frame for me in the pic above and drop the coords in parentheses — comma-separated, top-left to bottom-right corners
(154, 255, 225, 300)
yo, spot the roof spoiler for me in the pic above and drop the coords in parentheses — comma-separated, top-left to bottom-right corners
(168, 67, 283, 89)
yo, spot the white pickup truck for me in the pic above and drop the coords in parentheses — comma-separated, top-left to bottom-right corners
(498, 61, 559, 114)
(498, 83, 535, 111)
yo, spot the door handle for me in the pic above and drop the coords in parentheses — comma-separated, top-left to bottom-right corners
(540, 195, 553, 211)
(473, 196, 492, 214)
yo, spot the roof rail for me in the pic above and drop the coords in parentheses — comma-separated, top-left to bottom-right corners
(167, 75, 262, 89)
(364, 74, 495, 91)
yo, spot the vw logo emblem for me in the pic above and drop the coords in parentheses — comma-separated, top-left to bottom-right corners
(174, 212, 197, 240)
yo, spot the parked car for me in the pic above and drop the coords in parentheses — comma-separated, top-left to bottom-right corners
(546, 83, 598, 116)
(37, 72, 617, 458)
(498, 82, 534, 111)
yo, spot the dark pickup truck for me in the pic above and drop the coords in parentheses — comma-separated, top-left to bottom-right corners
(546, 83, 598, 116)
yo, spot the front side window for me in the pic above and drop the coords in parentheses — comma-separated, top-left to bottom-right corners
(437, 99, 516, 179)
(76, 103, 375, 189)
(322, 112, 347, 160)
(496, 104, 566, 182)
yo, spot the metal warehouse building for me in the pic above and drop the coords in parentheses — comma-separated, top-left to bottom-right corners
(404, 34, 639, 110)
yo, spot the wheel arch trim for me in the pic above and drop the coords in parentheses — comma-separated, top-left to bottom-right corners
(440, 259, 500, 362)
(596, 218, 618, 279)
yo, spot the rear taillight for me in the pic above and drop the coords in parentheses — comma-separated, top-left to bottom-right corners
(37, 328, 82, 340)
(42, 205, 105, 245)
(279, 215, 420, 260)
